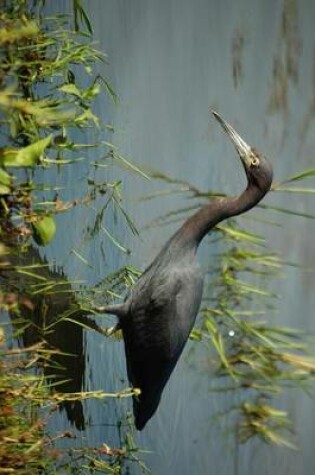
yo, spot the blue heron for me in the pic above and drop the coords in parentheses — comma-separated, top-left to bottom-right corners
(98, 110, 273, 430)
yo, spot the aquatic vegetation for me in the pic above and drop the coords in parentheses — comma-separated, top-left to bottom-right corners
(0, 1, 149, 473)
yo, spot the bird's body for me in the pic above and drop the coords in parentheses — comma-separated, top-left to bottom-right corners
(122, 229, 203, 429)
(98, 111, 273, 430)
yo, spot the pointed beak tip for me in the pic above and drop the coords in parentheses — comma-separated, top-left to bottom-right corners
(210, 110, 252, 161)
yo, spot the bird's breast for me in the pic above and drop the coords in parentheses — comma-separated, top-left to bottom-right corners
(124, 260, 204, 360)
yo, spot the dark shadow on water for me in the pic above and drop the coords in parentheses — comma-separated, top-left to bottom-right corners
(1, 244, 105, 431)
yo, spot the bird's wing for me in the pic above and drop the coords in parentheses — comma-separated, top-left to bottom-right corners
(124, 267, 202, 361)
(122, 267, 203, 429)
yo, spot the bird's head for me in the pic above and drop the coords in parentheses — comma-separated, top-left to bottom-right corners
(212, 110, 273, 194)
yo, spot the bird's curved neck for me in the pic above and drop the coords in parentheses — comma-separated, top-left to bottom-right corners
(178, 184, 264, 248)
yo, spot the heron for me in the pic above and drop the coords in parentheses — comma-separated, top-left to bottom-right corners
(97, 110, 273, 430)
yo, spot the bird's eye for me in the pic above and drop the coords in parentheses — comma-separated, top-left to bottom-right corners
(251, 156, 260, 167)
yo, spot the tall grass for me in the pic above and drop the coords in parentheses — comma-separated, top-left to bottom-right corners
(0, 2, 149, 473)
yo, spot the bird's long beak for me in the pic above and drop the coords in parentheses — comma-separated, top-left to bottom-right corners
(211, 110, 252, 168)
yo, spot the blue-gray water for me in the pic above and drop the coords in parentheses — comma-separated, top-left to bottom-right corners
(42, 1, 315, 473)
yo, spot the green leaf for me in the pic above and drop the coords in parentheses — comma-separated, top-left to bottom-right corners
(73, 0, 93, 34)
(0, 184, 10, 194)
(31, 214, 56, 246)
(260, 204, 315, 220)
(273, 186, 315, 194)
(0, 168, 12, 194)
(99, 76, 119, 104)
(0, 168, 12, 186)
(101, 225, 129, 253)
(59, 83, 83, 98)
(281, 167, 315, 184)
(1, 135, 52, 168)
(217, 224, 265, 244)
(75, 109, 100, 127)
(82, 82, 101, 101)
(107, 147, 150, 180)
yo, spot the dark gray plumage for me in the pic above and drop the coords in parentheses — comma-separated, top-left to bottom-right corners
(98, 111, 273, 430)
